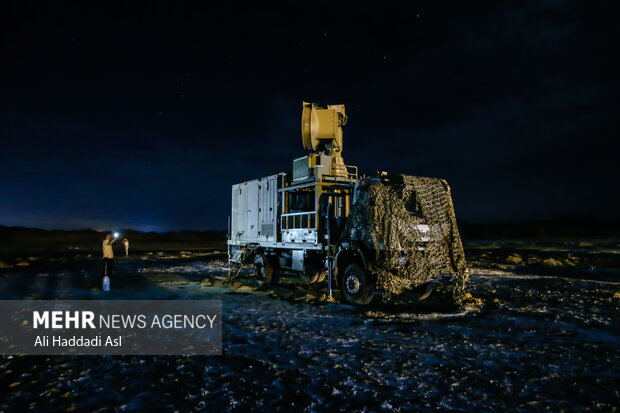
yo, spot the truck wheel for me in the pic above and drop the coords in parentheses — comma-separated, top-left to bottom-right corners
(300, 270, 320, 284)
(254, 255, 274, 285)
(342, 263, 375, 305)
(300, 262, 323, 284)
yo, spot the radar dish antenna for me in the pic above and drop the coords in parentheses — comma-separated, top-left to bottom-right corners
(301, 101, 347, 155)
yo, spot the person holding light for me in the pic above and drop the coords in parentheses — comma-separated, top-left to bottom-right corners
(102, 232, 117, 278)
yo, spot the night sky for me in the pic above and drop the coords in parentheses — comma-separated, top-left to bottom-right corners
(1, 2, 618, 231)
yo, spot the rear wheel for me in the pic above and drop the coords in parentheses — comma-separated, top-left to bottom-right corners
(342, 263, 375, 305)
(254, 255, 274, 285)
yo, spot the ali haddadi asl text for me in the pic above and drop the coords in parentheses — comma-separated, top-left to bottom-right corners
(34, 335, 121, 347)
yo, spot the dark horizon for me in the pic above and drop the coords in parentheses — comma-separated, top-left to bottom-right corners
(2, 2, 619, 231)
(3, 216, 620, 241)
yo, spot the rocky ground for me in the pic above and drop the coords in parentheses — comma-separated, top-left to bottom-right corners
(0, 241, 619, 411)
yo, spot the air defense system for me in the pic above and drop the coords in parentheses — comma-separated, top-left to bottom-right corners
(227, 102, 468, 305)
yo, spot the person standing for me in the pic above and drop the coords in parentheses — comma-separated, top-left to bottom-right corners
(102, 233, 116, 277)
(122, 238, 129, 256)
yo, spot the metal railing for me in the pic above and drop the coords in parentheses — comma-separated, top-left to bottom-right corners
(343, 164, 358, 180)
(320, 164, 358, 181)
(281, 211, 316, 230)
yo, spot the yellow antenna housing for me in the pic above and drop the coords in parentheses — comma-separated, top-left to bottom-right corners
(301, 101, 348, 178)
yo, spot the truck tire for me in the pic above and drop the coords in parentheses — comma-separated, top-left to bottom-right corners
(299, 271, 319, 284)
(342, 263, 375, 305)
(300, 262, 323, 284)
(254, 255, 274, 285)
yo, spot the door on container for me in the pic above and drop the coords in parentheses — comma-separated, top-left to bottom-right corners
(232, 183, 248, 241)
(259, 175, 278, 241)
(245, 180, 260, 240)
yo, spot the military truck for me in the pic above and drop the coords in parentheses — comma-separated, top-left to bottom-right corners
(227, 102, 467, 305)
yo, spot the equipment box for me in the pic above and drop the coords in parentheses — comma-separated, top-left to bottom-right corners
(230, 174, 285, 243)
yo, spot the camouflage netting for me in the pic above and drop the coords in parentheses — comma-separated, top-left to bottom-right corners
(347, 175, 468, 302)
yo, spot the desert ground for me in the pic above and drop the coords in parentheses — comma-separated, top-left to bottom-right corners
(0, 240, 619, 411)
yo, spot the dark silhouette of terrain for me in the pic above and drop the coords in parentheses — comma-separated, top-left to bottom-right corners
(1, 216, 618, 256)
(1, 216, 618, 264)
(458, 217, 620, 240)
(0, 226, 226, 256)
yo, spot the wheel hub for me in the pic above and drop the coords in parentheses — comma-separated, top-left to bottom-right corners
(255, 264, 265, 279)
(345, 274, 361, 294)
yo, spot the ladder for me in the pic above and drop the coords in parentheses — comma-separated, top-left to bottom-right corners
(226, 244, 259, 281)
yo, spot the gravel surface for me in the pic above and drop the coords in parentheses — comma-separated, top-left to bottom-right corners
(0, 245, 619, 412)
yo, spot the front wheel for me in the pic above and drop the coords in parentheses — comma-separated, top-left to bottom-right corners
(342, 263, 375, 305)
